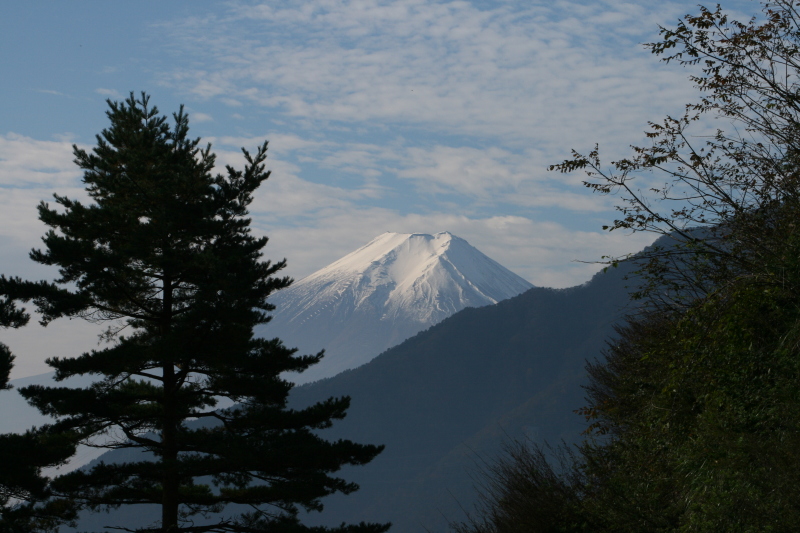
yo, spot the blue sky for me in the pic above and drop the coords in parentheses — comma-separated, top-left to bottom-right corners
(2, 0, 756, 376)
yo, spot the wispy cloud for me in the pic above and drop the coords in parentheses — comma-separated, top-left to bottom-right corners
(34, 89, 70, 97)
(0, 133, 81, 188)
(158, 0, 700, 151)
(190, 111, 214, 123)
(95, 88, 123, 99)
(148, 0, 725, 240)
(214, 135, 611, 213)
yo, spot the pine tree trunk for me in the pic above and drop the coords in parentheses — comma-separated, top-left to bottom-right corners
(162, 363, 178, 531)
(161, 277, 179, 531)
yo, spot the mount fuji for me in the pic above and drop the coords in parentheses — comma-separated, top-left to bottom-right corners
(257, 231, 533, 384)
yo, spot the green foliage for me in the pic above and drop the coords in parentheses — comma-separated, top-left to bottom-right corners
(0, 93, 387, 533)
(0, 297, 28, 331)
(0, 344, 12, 392)
(457, 1, 800, 532)
(453, 443, 587, 533)
(580, 266, 800, 531)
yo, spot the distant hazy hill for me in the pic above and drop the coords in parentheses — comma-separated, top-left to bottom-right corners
(258, 232, 533, 384)
(69, 255, 637, 532)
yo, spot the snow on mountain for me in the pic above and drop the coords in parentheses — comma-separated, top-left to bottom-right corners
(257, 231, 534, 384)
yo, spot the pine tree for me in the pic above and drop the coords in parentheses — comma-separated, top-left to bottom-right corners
(0, 93, 388, 533)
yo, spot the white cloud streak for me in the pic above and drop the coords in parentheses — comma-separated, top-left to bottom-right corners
(95, 88, 124, 99)
(159, 0, 703, 151)
(190, 112, 214, 123)
(0, 133, 80, 188)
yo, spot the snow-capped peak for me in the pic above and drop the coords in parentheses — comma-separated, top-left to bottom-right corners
(257, 232, 533, 384)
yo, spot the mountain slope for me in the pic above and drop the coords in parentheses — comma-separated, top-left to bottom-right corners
(288, 260, 637, 532)
(258, 232, 533, 384)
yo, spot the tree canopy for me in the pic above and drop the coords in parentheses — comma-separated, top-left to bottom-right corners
(457, 1, 800, 531)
